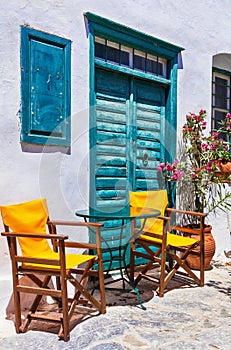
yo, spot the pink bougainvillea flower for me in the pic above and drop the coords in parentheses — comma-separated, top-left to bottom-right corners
(170, 169, 184, 181)
(171, 174, 178, 180)
(165, 163, 174, 171)
(157, 163, 165, 171)
(194, 115, 200, 122)
(210, 142, 217, 150)
(205, 165, 212, 172)
(210, 131, 219, 139)
(199, 109, 206, 115)
(201, 143, 208, 150)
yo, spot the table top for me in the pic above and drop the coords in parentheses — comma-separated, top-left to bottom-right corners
(76, 206, 160, 221)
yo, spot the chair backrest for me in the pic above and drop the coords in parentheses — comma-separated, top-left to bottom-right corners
(129, 190, 168, 234)
(1, 198, 52, 257)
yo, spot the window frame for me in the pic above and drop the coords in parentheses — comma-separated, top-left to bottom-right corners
(84, 12, 184, 206)
(20, 26, 71, 147)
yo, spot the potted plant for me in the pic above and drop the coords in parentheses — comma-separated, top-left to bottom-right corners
(158, 110, 231, 269)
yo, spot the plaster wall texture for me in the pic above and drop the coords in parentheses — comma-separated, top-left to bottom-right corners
(0, 0, 230, 267)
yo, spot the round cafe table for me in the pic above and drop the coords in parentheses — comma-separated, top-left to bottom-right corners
(76, 205, 160, 309)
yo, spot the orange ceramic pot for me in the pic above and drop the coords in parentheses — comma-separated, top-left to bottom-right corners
(218, 161, 231, 173)
(186, 225, 216, 271)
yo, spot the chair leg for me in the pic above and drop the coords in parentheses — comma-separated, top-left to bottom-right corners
(56, 276, 62, 309)
(199, 241, 205, 286)
(13, 279, 22, 333)
(158, 247, 167, 297)
(96, 257, 106, 314)
(129, 241, 135, 282)
(58, 276, 69, 342)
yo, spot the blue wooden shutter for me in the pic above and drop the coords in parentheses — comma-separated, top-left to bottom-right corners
(21, 26, 71, 146)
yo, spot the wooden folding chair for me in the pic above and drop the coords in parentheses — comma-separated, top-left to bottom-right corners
(129, 190, 206, 297)
(1, 198, 106, 341)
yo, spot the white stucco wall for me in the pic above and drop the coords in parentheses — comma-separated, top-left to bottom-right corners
(0, 0, 231, 267)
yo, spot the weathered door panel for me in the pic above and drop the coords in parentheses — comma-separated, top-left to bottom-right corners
(95, 69, 130, 208)
(133, 79, 166, 190)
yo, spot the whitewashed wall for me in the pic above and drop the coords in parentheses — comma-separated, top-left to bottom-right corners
(0, 0, 230, 268)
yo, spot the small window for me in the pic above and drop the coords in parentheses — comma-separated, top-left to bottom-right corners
(212, 72, 231, 139)
(20, 26, 71, 146)
(94, 36, 167, 78)
(211, 54, 231, 140)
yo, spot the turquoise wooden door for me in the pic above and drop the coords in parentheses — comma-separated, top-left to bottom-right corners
(91, 68, 166, 269)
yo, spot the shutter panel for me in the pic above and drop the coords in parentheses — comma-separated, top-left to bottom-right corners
(30, 40, 64, 137)
(20, 26, 71, 146)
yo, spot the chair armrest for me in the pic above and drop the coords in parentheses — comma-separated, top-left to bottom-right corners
(158, 215, 171, 221)
(1, 231, 68, 240)
(166, 208, 207, 218)
(47, 220, 103, 228)
(47, 220, 103, 251)
(166, 208, 206, 237)
(65, 242, 98, 250)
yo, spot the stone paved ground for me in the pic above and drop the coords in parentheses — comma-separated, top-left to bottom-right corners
(0, 257, 230, 350)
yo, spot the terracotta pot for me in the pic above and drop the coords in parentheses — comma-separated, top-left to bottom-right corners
(213, 171, 230, 181)
(217, 161, 231, 173)
(186, 225, 216, 271)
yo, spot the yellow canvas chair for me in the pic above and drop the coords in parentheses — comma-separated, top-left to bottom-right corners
(1, 198, 106, 341)
(129, 190, 206, 297)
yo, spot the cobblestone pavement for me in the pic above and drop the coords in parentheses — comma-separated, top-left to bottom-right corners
(0, 258, 230, 350)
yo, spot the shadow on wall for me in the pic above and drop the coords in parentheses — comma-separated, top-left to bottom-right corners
(21, 143, 71, 155)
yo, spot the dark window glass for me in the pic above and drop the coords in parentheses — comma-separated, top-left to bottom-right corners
(214, 77, 228, 109)
(213, 110, 228, 140)
(157, 62, 163, 76)
(95, 42, 106, 60)
(94, 38, 167, 77)
(146, 58, 158, 74)
(107, 46, 120, 64)
(120, 51, 129, 66)
(134, 54, 146, 71)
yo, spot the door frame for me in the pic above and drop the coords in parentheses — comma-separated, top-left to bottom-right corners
(85, 12, 184, 208)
